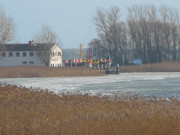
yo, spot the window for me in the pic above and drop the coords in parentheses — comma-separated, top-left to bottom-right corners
(9, 52, 13, 57)
(23, 52, 26, 57)
(51, 52, 56, 56)
(51, 64, 54, 67)
(16, 52, 20, 57)
(58, 52, 61, 56)
(29, 52, 33, 57)
(29, 61, 34, 64)
(22, 61, 27, 64)
(2, 52, 6, 57)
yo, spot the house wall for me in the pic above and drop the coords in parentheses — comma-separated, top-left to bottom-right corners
(0, 44, 62, 67)
(0, 51, 45, 67)
(49, 45, 62, 67)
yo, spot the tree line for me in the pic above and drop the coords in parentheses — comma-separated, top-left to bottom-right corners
(89, 5, 180, 65)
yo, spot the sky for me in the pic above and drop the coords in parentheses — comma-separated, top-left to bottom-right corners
(0, 0, 180, 48)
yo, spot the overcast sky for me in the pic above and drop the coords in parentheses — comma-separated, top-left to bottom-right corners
(0, 0, 180, 48)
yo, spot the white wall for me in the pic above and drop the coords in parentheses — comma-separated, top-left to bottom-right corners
(49, 45, 62, 67)
(0, 44, 62, 67)
(0, 51, 45, 67)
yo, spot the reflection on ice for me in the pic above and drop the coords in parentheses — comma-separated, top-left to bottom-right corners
(1, 72, 180, 98)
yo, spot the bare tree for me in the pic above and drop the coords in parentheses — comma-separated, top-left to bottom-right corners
(127, 5, 180, 63)
(33, 25, 61, 66)
(91, 4, 180, 65)
(93, 8, 112, 56)
(34, 25, 59, 44)
(88, 38, 105, 60)
(0, 8, 15, 44)
(93, 6, 128, 65)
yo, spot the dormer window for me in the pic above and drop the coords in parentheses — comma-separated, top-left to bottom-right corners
(51, 52, 55, 56)
(58, 52, 61, 56)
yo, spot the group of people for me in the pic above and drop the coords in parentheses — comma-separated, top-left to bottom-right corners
(63, 58, 111, 70)
(63, 59, 82, 67)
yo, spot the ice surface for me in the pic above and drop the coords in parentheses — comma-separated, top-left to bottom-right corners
(1, 72, 180, 98)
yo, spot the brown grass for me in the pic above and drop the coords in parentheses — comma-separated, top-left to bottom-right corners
(0, 66, 105, 78)
(1, 61, 180, 78)
(120, 61, 180, 72)
(0, 84, 180, 135)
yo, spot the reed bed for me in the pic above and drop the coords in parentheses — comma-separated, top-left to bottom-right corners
(0, 66, 105, 78)
(1, 61, 180, 78)
(0, 84, 180, 135)
(120, 61, 180, 72)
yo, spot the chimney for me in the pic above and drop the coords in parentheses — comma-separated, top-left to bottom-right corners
(29, 40, 34, 45)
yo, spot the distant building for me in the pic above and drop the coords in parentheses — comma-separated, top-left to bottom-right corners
(0, 41, 62, 67)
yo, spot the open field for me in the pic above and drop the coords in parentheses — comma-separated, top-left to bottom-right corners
(0, 66, 105, 78)
(120, 61, 180, 72)
(0, 84, 180, 135)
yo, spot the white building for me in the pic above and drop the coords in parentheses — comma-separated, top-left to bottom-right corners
(0, 42, 62, 67)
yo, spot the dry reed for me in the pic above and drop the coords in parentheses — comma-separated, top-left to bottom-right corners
(120, 61, 180, 72)
(0, 84, 180, 135)
(0, 66, 105, 78)
(1, 61, 180, 78)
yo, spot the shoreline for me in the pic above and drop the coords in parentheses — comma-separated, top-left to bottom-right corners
(0, 61, 180, 78)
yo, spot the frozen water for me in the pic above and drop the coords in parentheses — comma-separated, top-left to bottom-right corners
(1, 72, 180, 98)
